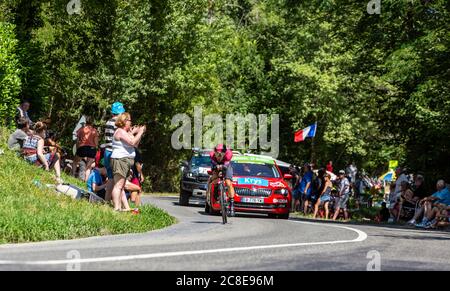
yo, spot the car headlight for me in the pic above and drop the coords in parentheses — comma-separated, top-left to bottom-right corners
(185, 172, 195, 179)
(274, 188, 289, 196)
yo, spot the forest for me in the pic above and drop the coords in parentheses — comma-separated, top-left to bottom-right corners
(1, 0, 449, 191)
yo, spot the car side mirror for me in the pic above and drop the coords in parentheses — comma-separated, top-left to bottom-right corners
(284, 174, 293, 179)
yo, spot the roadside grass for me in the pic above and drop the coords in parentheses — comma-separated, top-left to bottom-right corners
(0, 127, 176, 244)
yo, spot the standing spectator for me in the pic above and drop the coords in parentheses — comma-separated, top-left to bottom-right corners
(8, 118, 31, 151)
(313, 172, 332, 219)
(15, 100, 34, 127)
(104, 102, 126, 202)
(289, 165, 300, 211)
(72, 116, 99, 181)
(21, 122, 62, 184)
(110, 113, 146, 211)
(326, 160, 333, 173)
(299, 163, 313, 214)
(346, 161, 357, 183)
(333, 170, 350, 220)
(311, 168, 325, 205)
(87, 165, 107, 199)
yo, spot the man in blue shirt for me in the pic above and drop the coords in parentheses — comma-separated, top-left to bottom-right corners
(87, 166, 107, 199)
(414, 180, 450, 228)
(299, 164, 313, 214)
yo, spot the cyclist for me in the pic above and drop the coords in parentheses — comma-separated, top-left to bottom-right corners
(208, 144, 236, 217)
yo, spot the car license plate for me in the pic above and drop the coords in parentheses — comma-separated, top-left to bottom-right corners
(241, 197, 264, 204)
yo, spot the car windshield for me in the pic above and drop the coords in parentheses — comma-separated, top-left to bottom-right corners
(232, 162, 280, 178)
(191, 155, 211, 168)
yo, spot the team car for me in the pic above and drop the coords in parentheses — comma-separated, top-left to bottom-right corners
(205, 155, 292, 219)
(179, 149, 212, 206)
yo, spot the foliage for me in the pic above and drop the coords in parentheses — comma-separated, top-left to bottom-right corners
(0, 22, 21, 127)
(1, 0, 449, 191)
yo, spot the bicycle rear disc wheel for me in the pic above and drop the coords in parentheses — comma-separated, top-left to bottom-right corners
(220, 183, 227, 224)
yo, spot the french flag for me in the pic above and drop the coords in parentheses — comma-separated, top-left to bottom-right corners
(294, 123, 317, 142)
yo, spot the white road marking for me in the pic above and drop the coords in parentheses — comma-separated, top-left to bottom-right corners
(0, 220, 367, 266)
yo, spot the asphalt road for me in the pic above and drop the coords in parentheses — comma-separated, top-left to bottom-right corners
(0, 196, 449, 271)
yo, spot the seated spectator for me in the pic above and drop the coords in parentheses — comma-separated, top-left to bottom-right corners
(397, 181, 416, 221)
(8, 118, 31, 151)
(412, 174, 427, 201)
(428, 205, 450, 229)
(411, 180, 450, 228)
(87, 165, 107, 199)
(125, 169, 142, 207)
(21, 122, 62, 184)
(130, 148, 144, 207)
(375, 202, 390, 223)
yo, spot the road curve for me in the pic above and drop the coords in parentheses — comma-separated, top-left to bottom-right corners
(0, 196, 449, 270)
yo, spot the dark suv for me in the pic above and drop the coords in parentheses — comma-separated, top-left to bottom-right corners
(179, 149, 212, 206)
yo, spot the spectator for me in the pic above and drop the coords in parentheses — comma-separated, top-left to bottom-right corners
(326, 160, 333, 173)
(87, 165, 107, 199)
(110, 113, 146, 211)
(332, 170, 350, 220)
(345, 161, 357, 184)
(15, 100, 34, 127)
(104, 102, 126, 202)
(21, 122, 62, 184)
(393, 167, 409, 200)
(395, 181, 416, 221)
(313, 172, 332, 219)
(375, 202, 390, 223)
(299, 163, 313, 214)
(412, 180, 450, 228)
(129, 147, 144, 207)
(412, 174, 427, 200)
(387, 167, 409, 222)
(289, 165, 300, 211)
(311, 168, 325, 205)
(8, 117, 31, 151)
(72, 116, 99, 181)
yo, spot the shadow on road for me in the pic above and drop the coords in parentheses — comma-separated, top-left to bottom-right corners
(288, 216, 450, 234)
(190, 221, 223, 224)
(197, 210, 274, 220)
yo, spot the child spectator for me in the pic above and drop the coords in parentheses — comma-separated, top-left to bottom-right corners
(87, 165, 107, 199)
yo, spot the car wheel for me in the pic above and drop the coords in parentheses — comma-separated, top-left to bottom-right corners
(204, 201, 211, 213)
(268, 213, 277, 219)
(179, 190, 190, 206)
(279, 213, 290, 219)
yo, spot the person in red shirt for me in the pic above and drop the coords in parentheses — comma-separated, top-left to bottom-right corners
(326, 160, 333, 173)
(72, 116, 99, 181)
(208, 144, 236, 216)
